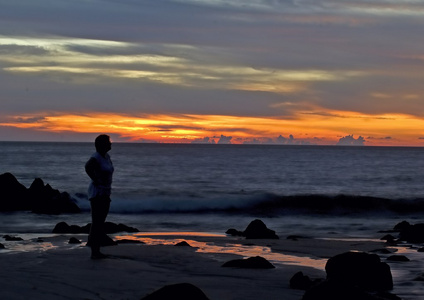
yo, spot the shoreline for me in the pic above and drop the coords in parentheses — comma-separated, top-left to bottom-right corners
(1, 231, 405, 300)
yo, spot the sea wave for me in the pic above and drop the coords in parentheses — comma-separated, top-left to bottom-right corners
(73, 192, 424, 216)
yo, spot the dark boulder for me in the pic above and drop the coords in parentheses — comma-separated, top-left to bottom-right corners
(52, 221, 139, 234)
(226, 219, 278, 239)
(370, 248, 393, 254)
(3, 235, 23, 241)
(242, 219, 279, 239)
(68, 237, 81, 244)
(141, 283, 209, 300)
(29, 178, 80, 214)
(0, 173, 80, 214)
(393, 220, 410, 231)
(222, 256, 275, 269)
(174, 241, 192, 247)
(398, 223, 424, 243)
(380, 234, 396, 242)
(103, 222, 139, 234)
(325, 251, 393, 291)
(87, 233, 117, 247)
(52, 222, 84, 234)
(225, 228, 243, 236)
(387, 255, 409, 262)
(290, 271, 323, 290)
(0, 172, 30, 211)
(0, 243, 4, 249)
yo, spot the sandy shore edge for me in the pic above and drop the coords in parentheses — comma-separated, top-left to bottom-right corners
(0, 233, 388, 300)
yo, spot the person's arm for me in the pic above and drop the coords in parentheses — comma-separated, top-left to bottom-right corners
(85, 157, 100, 184)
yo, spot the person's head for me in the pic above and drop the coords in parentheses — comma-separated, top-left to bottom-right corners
(95, 134, 112, 154)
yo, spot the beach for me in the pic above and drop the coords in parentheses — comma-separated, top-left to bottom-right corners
(0, 228, 405, 300)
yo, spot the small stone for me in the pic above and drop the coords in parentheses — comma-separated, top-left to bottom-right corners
(68, 237, 81, 244)
(387, 255, 410, 262)
(222, 256, 275, 269)
(174, 241, 192, 247)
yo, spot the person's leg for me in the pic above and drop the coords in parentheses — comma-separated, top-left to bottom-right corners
(89, 197, 110, 258)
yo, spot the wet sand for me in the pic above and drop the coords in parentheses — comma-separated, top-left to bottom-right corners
(0, 232, 388, 300)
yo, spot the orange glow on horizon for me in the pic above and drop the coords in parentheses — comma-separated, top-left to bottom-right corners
(1, 110, 424, 146)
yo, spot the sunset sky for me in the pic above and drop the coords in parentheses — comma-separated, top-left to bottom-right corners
(1, 1, 424, 145)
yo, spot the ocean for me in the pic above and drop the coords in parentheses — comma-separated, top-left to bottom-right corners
(1, 142, 424, 232)
(1, 142, 424, 298)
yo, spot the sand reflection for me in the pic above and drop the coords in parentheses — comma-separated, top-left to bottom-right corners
(116, 232, 327, 270)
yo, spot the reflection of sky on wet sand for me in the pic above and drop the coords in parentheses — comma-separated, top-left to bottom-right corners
(116, 232, 327, 270)
(1, 238, 55, 253)
(0, 234, 82, 254)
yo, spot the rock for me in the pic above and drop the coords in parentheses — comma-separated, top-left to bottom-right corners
(103, 222, 139, 234)
(52, 222, 83, 234)
(0, 172, 30, 211)
(325, 252, 393, 291)
(0, 173, 80, 214)
(387, 255, 409, 262)
(413, 273, 424, 281)
(225, 228, 243, 236)
(393, 220, 410, 231)
(242, 219, 279, 239)
(417, 247, 424, 252)
(370, 248, 393, 254)
(226, 219, 278, 239)
(29, 178, 80, 214)
(290, 271, 322, 290)
(68, 237, 81, 244)
(222, 256, 275, 269)
(52, 221, 139, 234)
(398, 223, 424, 243)
(87, 233, 117, 247)
(380, 234, 396, 242)
(141, 283, 210, 300)
(3, 235, 23, 241)
(174, 241, 192, 247)
(0, 243, 4, 249)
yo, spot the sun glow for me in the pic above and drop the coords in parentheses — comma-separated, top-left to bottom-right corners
(1, 110, 424, 146)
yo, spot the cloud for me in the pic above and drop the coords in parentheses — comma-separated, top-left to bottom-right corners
(336, 135, 365, 146)
(217, 135, 232, 144)
(191, 137, 216, 144)
(0, 1, 424, 145)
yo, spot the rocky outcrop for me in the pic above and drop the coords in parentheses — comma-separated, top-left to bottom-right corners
(3, 235, 23, 241)
(222, 256, 275, 269)
(52, 221, 139, 234)
(0, 173, 30, 211)
(0, 173, 80, 214)
(141, 283, 210, 300)
(226, 219, 279, 239)
(397, 222, 424, 243)
(29, 178, 80, 214)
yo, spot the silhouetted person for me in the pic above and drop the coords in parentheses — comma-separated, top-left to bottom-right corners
(85, 134, 114, 259)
